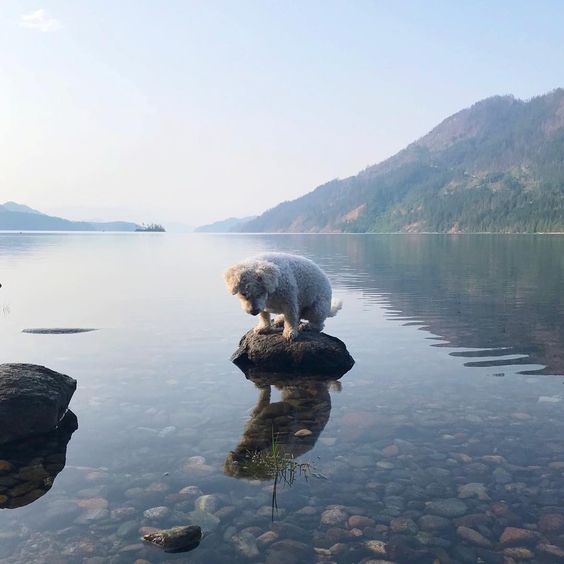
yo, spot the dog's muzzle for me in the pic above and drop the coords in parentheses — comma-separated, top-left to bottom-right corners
(250, 308, 261, 316)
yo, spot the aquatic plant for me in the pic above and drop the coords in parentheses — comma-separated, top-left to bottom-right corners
(242, 429, 318, 520)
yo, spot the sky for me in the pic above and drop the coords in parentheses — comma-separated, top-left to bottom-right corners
(1, 1, 563, 227)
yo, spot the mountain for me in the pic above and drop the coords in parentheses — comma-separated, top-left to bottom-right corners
(196, 216, 257, 233)
(0, 202, 141, 231)
(240, 89, 564, 233)
(2, 202, 43, 215)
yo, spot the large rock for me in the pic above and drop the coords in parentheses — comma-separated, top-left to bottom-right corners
(231, 330, 354, 377)
(0, 364, 77, 445)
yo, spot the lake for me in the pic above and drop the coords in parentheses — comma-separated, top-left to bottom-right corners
(1, 233, 564, 563)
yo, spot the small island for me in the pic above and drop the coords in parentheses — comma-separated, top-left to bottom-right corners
(135, 223, 166, 232)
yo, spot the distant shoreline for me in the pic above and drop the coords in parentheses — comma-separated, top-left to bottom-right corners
(1, 230, 564, 236)
(193, 230, 564, 235)
(0, 230, 166, 235)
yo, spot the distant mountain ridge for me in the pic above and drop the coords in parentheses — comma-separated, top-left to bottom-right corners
(0, 202, 141, 232)
(2, 202, 43, 215)
(196, 216, 258, 233)
(238, 89, 564, 233)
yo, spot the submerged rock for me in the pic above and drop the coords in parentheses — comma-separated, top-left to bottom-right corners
(425, 498, 468, 518)
(143, 525, 202, 553)
(499, 527, 539, 546)
(456, 526, 492, 548)
(458, 482, 490, 500)
(143, 506, 170, 521)
(537, 543, 564, 560)
(195, 494, 222, 513)
(188, 510, 221, 531)
(0, 364, 77, 444)
(231, 330, 354, 377)
(539, 512, 564, 534)
(232, 531, 260, 558)
(320, 506, 348, 526)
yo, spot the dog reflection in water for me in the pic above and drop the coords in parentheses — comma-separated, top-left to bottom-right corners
(224, 377, 339, 480)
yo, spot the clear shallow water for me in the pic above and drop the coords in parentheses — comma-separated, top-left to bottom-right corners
(1, 233, 564, 563)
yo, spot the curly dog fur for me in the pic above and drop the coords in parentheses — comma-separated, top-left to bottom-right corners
(224, 252, 342, 340)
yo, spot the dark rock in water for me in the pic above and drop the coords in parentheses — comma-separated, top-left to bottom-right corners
(0, 410, 78, 509)
(22, 328, 97, 334)
(0, 364, 77, 444)
(231, 330, 354, 377)
(143, 525, 202, 553)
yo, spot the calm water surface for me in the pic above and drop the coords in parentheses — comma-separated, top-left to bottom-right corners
(1, 233, 564, 564)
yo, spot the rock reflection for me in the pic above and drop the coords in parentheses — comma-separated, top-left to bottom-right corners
(0, 410, 78, 509)
(225, 373, 337, 480)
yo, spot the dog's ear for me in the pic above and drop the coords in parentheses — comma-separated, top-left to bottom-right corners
(224, 265, 243, 295)
(255, 261, 280, 294)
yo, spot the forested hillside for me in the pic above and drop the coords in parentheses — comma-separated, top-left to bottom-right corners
(240, 89, 564, 233)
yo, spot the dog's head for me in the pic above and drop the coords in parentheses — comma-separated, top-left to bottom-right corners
(224, 260, 280, 316)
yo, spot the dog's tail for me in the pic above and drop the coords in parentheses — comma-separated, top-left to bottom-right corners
(328, 298, 343, 317)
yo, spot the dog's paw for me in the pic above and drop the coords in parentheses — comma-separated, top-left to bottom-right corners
(282, 328, 299, 341)
(253, 325, 272, 335)
(298, 322, 311, 332)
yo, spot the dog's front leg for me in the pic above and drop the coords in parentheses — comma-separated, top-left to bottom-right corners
(254, 311, 272, 334)
(282, 307, 299, 341)
(272, 314, 285, 328)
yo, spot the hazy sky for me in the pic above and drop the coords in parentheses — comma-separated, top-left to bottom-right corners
(1, 1, 563, 226)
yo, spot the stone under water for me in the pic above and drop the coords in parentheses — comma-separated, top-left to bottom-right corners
(231, 330, 354, 377)
(0, 364, 77, 444)
(143, 525, 202, 553)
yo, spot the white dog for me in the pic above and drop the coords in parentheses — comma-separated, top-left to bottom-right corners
(224, 252, 342, 340)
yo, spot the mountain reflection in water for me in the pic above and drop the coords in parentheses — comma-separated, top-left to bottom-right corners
(263, 234, 564, 375)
